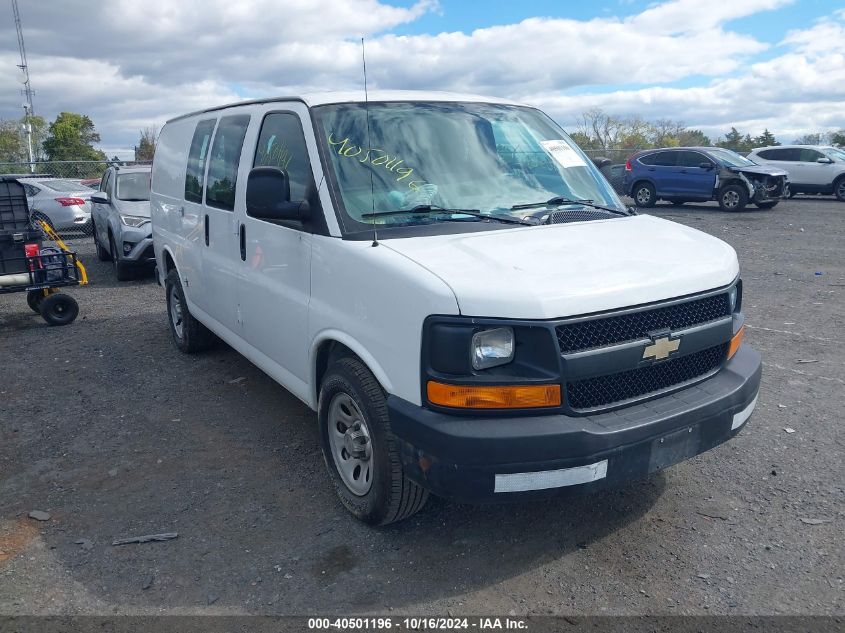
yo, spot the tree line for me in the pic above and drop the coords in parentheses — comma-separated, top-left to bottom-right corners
(0, 112, 157, 177)
(567, 108, 845, 153)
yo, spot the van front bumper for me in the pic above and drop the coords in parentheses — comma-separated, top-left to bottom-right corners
(388, 345, 761, 502)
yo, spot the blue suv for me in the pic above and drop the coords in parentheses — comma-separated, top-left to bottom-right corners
(623, 147, 789, 211)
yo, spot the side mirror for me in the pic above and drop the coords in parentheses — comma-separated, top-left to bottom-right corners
(699, 162, 715, 170)
(245, 167, 310, 222)
(91, 192, 109, 204)
(817, 157, 833, 164)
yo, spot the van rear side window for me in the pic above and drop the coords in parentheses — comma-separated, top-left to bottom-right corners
(206, 115, 251, 211)
(185, 119, 216, 203)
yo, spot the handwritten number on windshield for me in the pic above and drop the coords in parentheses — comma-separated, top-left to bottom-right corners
(328, 133, 427, 188)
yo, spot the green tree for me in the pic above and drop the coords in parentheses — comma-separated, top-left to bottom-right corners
(676, 129, 711, 147)
(134, 126, 157, 161)
(754, 129, 779, 147)
(717, 128, 746, 152)
(830, 130, 845, 147)
(43, 112, 107, 162)
(0, 119, 26, 162)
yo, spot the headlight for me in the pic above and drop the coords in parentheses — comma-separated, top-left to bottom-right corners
(728, 280, 742, 312)
(120, 214, 150, 228)
(471, 327, 514, 370)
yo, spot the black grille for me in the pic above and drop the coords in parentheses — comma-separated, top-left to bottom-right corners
(547, 209, 620, 224)
(566, 343, 728, 410)
(556, 293, 730, 353)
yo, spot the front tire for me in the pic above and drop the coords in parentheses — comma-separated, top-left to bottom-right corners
(93, 222, 111, 261)
(318, 356, 428, 525)
(834, 176, 845, 202)
(39, 293, 79, 326)
(165, 268, 214, 353)
(719, 184, 748, 211)
(109, 233, 133, 281)
(633, 182, 656, 208)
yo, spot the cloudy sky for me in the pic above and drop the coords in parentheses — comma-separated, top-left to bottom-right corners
(1, 0, 844, 158)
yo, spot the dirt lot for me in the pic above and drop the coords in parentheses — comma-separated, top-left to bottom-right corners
(1, 197, 842, 616)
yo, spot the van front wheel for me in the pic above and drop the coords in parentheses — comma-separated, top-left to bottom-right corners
(318, 357, 428, 525)
(165, 268, 214, 353)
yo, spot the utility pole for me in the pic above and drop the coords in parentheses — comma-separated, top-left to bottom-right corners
(12, 0, 36, 172)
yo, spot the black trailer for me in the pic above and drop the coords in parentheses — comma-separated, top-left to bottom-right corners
(0, 176, 87, 325)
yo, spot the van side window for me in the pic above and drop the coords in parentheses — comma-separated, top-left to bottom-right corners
(206, 115, 251, 210)
(253, 112, 315, 201)
(185, 119, 216, 203)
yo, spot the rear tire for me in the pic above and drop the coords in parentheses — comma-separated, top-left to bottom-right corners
(718, 184, 748, 211)
(633, 182, 656, 208)
(755, 200, 778, 209)
(834, 176, 845, 202)
(109, 233, 134, 281)
(27, 290, 45, 313)
(165, 268, 214, 353)
(39, 293, 78, 326)
(318, 356, 428, 525)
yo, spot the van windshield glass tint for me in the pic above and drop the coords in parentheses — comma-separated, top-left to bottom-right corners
(313, 102, 624, 230)
(116, 173, 150, 201)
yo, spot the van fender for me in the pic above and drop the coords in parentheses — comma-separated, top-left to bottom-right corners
(158, 244, 197, 310)
(309, 329, 394, 410)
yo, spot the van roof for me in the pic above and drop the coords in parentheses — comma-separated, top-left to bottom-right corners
(165, 90, 526, 123)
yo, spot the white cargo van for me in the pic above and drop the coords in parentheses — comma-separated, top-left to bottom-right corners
(151, 91, 761, 525)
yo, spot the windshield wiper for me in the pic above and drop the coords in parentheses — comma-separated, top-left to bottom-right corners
(362, 204, 533, 226)
(511, 196, 630, 216)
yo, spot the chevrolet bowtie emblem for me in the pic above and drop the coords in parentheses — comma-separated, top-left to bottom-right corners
(643, 335, 681, 361)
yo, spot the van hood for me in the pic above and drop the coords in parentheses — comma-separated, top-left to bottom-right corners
(381, 215, 739, 319)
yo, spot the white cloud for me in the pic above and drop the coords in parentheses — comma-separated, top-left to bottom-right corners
(0, 0, 842, 156)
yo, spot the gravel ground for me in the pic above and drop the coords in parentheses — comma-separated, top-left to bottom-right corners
(0, 196, 842, 616)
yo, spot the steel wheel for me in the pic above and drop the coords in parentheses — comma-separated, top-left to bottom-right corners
(169, 284, 184, 340)
(836, 179, 845, 201)
(327, 392, 373, 496)
(722, 190, 741, 209)
(636, 187, 651, 205)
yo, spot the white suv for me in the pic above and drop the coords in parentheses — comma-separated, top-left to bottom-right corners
(748, 145, 845, 201)
(151, 91, 761, 525)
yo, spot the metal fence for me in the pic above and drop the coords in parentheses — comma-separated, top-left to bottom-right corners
(0, 151, 634, 240)
(0, 161, 151, 239)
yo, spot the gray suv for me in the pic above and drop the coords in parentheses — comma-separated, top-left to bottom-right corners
(90, 165, 153, 280)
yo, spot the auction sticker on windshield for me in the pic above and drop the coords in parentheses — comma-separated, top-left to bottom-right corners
(540, 140, 586, 168)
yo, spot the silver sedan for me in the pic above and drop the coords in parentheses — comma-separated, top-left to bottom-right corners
(18, 178, 93, 232)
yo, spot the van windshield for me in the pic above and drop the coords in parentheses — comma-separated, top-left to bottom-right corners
(313, 101, 624, 231)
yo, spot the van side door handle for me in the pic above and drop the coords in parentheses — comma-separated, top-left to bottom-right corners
(239, 223, 246, 261)
(204, 214, 209, 246)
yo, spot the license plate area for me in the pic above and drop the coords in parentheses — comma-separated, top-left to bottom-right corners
(648, 425, 700, 472)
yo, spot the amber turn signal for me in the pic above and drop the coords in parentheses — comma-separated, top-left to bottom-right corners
(427, 381, 561, 409)
(727, 325, 745, 360)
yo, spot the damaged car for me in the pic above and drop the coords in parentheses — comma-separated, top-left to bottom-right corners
(624, 146, 789, 211)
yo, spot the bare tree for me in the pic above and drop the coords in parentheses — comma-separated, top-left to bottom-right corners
(135, 126, 159, 161)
